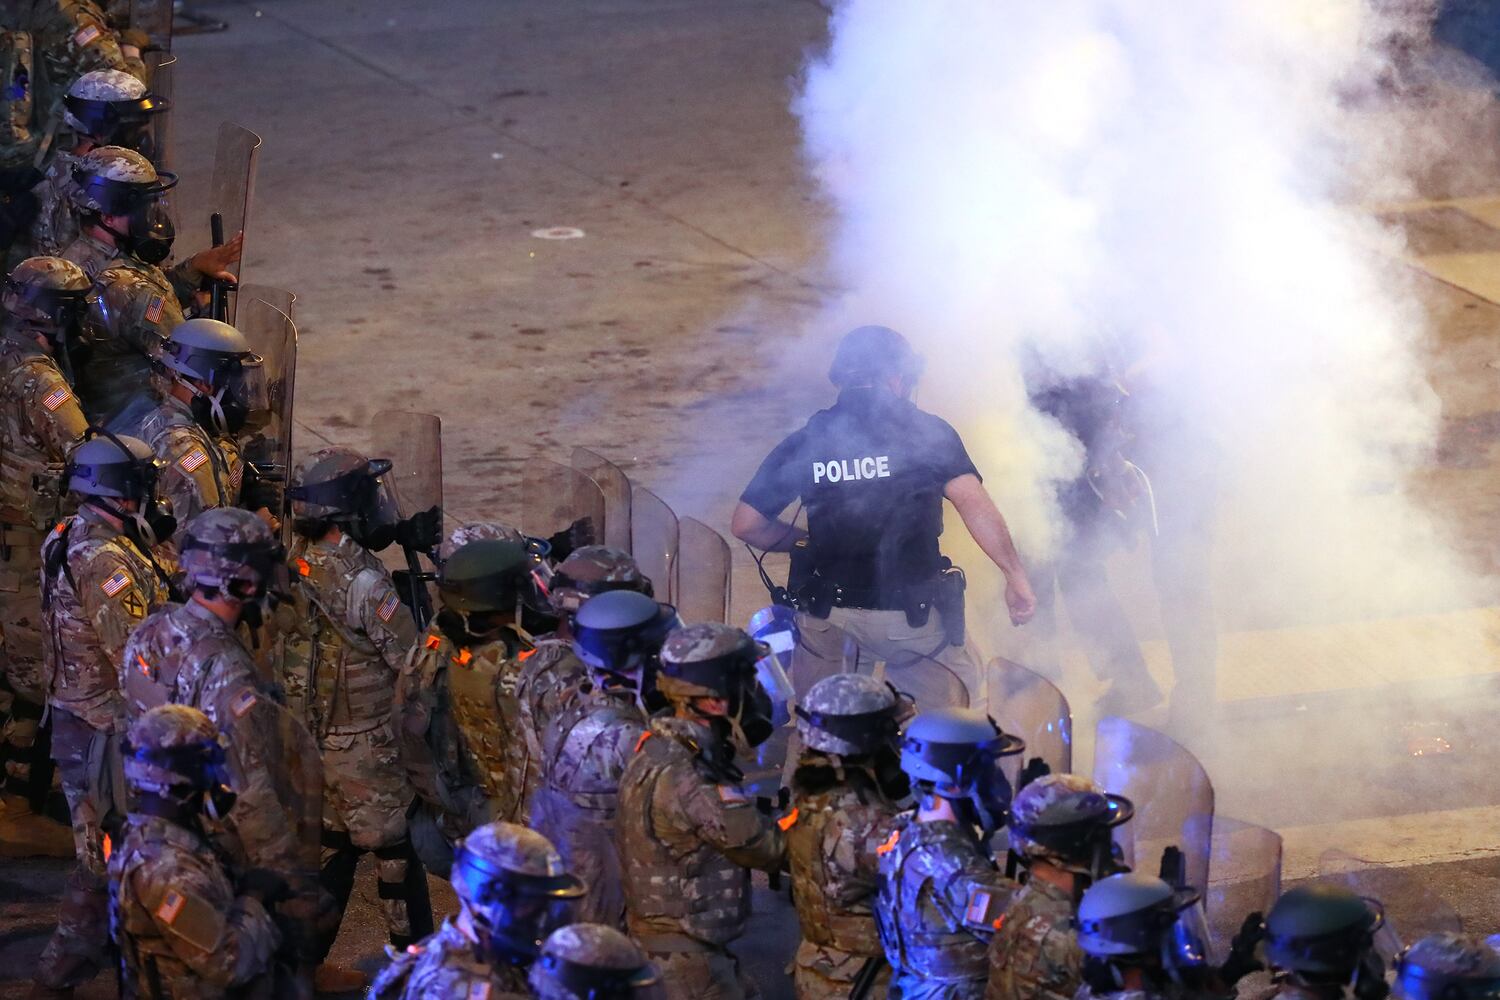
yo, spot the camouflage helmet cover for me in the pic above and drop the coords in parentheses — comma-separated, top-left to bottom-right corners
(1008, 772, 1132, 871)
(68, 145, 175, 214)
(4, 256, 92, 326)
(655, 622, 763, 704)
(179, 506, 284, 593)
(548, 544, 651, 616)
(453, 822, 585, 908)
(288, 447, 379, 521)
(440, 520, 527, 561)
(123, 704, 223, 794)
(530, 923, 660, 999)
(1396, 933, 1500, 1000)
(795, 672, 909, 757)
(63, 68, 162, 137)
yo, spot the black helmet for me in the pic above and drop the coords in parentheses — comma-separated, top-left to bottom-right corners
(1266, 885, 1384, 979)
(571, 590, 679, 682)
(828, 325, 924, 387)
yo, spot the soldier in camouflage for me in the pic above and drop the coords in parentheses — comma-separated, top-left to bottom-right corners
(615, 622, 786, 1000)
(1257, 885, 1386, 1000)
(16, 67, 168, 265)
(281, 447, 432, 963)
(531, 588, 678, 927)
(110, 704, 285, 999)
(370, 821, 584, 1000)
(0, 256, 89, 854)
(517, 544, 654, 806)
(399, 537, 546, 840)
(875, 708, 1025, 1000)
(784, 673, 912, 1000)
(530, 923, 662, 999)
(1393, 933, 1500, 1000)
(33, 430, 177, 996)
(1074, 872, 1223, 1000)
(137, 318, 265, 522)
(61, 146, 241, 421)
(986, 774, 1133, 1000)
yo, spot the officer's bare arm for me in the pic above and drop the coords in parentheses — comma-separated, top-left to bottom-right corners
(944, 474, 1037, 624)
(730, 502, 806, 553)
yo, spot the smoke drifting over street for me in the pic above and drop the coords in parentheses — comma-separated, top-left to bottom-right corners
(795, 0, 1492, 657)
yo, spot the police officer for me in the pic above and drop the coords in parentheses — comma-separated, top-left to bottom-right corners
(530, 924, 662, 1000)
(986, 774, 1133, 1000)
(399, 537, 543, 840)
(1261, 885, 1387, 1000)
(0, 256, 89, 854)
(783, 672, 911, 999)
(531, 589, 678, 927)
(731, 325, 1036, 711)
(1074, 872, 1222, 1000)
(1393, 933, 1500, 1000)
(370, 821, 585, 999)
(874, 707, 1024, 1000)
(61, 146, 240, 420)
(20, 68, 168, 263)
(110, 704, 285, 998)
(615, 622, 786, 1000)
(138, 318, 267, 522)
(517, 544, 654, 810)
(281, 447, 432, 966)
(32, 430, 176, 997)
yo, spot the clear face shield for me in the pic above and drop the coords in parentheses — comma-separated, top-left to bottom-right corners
(227, 352, 271, 433)
(1163, 891, 1214, 982)
(451, 847, 582, 964)
(748, 606, 798, 728)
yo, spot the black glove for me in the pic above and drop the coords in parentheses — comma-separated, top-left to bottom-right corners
(1219, 911, 1266, 986)
(239, 867, 293, 906)
(546, 516, 596, 563)
(395, 506, 442, 553)
(1018, 755, 1051, 790)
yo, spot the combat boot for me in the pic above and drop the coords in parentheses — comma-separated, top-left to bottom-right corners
(0, 792, 73, 858)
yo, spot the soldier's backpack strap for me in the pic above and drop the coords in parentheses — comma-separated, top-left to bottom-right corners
(40, 517, 75, 605)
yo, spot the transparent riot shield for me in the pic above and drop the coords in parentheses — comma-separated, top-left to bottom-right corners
(884, 647, 969, 711)
(144, 52, 174, 173)
(988, 656, 1072, 774)
(1206, 819, 1281, 961)
(236, 295, 296, 548)
(678, 517, 731, 624)
(1317, 849, 1463, 959)
(370, 411, 443, 625)
(630, 485, 678, 606)
(263, 699, 323, 875)
(131, 0, 174, 52)
(210, 122, 261, 323)
(571, 448, 632, 553)
(1093, 717, 1214, 893)
(521, 459, 606, 548)
(238, 283, 296, 321)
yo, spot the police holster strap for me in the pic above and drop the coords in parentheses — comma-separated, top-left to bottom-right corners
(788, 550, 966, 646)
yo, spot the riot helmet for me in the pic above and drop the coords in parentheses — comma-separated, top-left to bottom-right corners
(530, 924, 661, 1000)
(548, 545, 652, 618)
(828, 325, 924, 390)
(1078, 872, 1210, 988)
(450, 822, 584, 967)
(441, 520, 527, 561)
(437, 538, 545, 641)
(157, 318, 267, 435)
(63, 69, 170, 151)
(795, 673, 911, 758)
(179, 507, 287, 627)
(1008, 773, 1132, 885)
(1266, 885, 1386, 988)
(1395, 934, 1500, 1000)
(287, 447, 401, 548)
(122, 704, 237, 825)
(64, 429, 176, 545)
(571, 589, 679, 694)
(4, 257, 93, 365)
(657, 623, 776, 752)
(900, 708, 1024, 838)
(69, 146, 177, 264)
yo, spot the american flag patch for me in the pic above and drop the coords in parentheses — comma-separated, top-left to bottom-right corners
(74, 24, 101, 47)
(230, 463, 243, 490)
(41, 386, 71, 411)
(179, 448, 209, 473)
(100, 570, 130, 597)
(376, 591, 400, 623)
(231, 688, 258, 718)
(155, 890, 185, 924)
(144, 295, 165, 324)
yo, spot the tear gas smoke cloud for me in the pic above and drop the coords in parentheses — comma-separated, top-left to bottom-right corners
(794, 0, 1493, 658)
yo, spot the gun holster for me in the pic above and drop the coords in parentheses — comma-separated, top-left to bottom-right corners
(785, 541, 835, 619)
(930, 565, 966, 646)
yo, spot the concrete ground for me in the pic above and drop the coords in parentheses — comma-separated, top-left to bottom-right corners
(4, 0, 1500, 996)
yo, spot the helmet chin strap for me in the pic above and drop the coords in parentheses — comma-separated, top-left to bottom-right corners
(175, 374, 231, 435)
(94, 496, 162, 548)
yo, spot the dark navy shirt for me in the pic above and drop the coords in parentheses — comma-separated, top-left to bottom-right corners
(739, 388, 979, 595)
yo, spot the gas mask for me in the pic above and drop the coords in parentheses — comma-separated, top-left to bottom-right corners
(94, 490, 176, 549)
(451, 846, 579, 966)
(125, 736, 239, 828)
(181, 353, 266, 436)
(8, 280, 94, 381)
(286, 460, 401, 551)
(346, 472, 401, 552)
(97, 199, 175, 265)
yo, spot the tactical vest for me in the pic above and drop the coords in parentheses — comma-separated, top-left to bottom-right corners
(788, 787, 885, 957)
(437, 630, 531, 823)
(287, 538, 394, 736)
(876, 817, 996, 986)
(141, 399, 244, 513)
(0, 340, 70, 529)
(617, 727, 752, 946)
(542, 689, 643, 812)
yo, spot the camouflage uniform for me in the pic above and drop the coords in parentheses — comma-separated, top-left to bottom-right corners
(0, 313, 85, 801)
(398, 621, 535, 837)
(369, 920, 529, 1000)
(284, 531, 420, 942)
(530, 681, 645, 927)
(36, 504, 173, 989)
(874, 815, 1017, 1000)
(138, 392, 245, 522)
(986, 877, 1083, 1000)
(528, 922, 660, 999)
(615, 715, 786, 1000)
(785, 782, 898, 999)
(27, 146, 78, 258)
(515, 636, 589, 805)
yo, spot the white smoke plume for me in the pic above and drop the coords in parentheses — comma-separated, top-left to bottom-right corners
(794, 0, 1491, 660)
